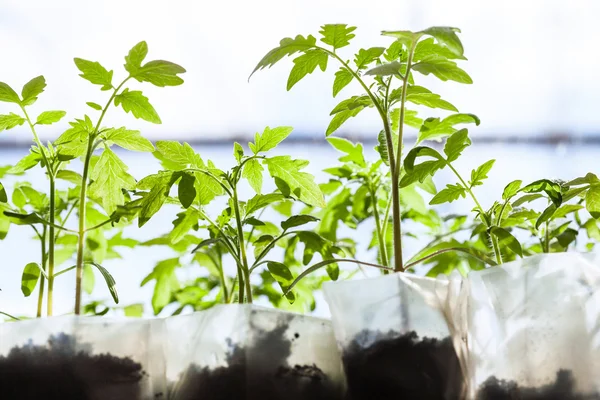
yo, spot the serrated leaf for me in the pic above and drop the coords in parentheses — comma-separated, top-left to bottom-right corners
(125, 41, 148, 75)
(326, 107, 363, 136)
(333, 68, 353, 97)
(470, 160, 495, 187)
(170, 208, 199, 244)
(521, 179, 562, 207)
(178, 173, 196, 208)
(319, 24, 356, 50)
(400, 160, 446, 187)
(490, 227, 522, 257)
(0, 82, 21, 104)
(0, 113, 25, 132)
(381, 30, 421, 47)
(406, 86, 457, 111)
(503, 180, 522, 200)
(21, 76, 46, 106)
(74, 58, 113, 90)
(265, 156, 325, 207)
(243, 159, 264, 194)
(250, 34, 318, 78)
(287, 50, 328, 90)
(281, 215, 319, 230)
(365, 61, 402, 76)
(233, 142, 244, 162)
(420, 27, 464, 57)
(134, 60, 186, 87)
(414, 38, 466, 62)
(105, 127, 154, 152)
(429, 183, 466, 205)
(444, 129, 470, 162)
(354, 47, 385, 69)
(155, 141, 200, 168)
(566, 173, 599, 186)
(88, 148, 136, 214)
(330, 95, 372, 115)
(36, 111, 66, 125)
(138, 172, 179, 227)
(403, 146, 444, 171)
(267, 261, 296, 302)
(586, 184, 600, 219)
(327, 137, 365, 166)
(141, 258, 179, 314)
(417, 113, 479, 143)
(114, 89, 161, 124)
(21, 262, 41, 297)
(56, 169, 83, 184)
(412, 57, 472, 83)
(553, 204, 584, 219)
(246, 193, 285, 216)
(252, 126, 293, 153)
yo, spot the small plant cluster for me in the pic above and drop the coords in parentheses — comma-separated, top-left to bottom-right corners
(1, 24, 599, 319)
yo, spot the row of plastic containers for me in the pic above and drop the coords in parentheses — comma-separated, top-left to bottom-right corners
(1, 252, 599, 399)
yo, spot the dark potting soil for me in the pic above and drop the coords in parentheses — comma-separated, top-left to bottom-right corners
(171, 319, 344, 400)
(0, 333, 157, 400)
(341, 330, 463, 400)
(477, 369, 600, 400)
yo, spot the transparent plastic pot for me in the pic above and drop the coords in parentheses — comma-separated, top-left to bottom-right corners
(466, 253, 600, 399)
(0, 316, 167, 400)
(166, 304, 346, 400)
(324, 273, 467, 400)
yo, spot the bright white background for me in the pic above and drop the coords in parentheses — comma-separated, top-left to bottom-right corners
(0, 0, 599, 143)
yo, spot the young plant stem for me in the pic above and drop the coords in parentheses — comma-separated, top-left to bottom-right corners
(20, 106, 57, 316)
(37, 226, 47, 318)
(232, 186, 253, 303)
(448, 163, 503, 264)
(544, 221, 550, 253)
(74, 77, 129, 315)
(368, 182, 389, 268)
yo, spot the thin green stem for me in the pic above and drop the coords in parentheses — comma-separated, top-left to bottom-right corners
(37, 226, 47, 318)
(544, 221, 550, 253)
(21, 106, 57, 316)
(447, 162, 503, 264)
(232, 186, 252, 303)
(198, 209, 241, 266)
(55, 200, 79, 241)
(368, 182, 389, 268)
(184, 168, 232, 197)
(74, 77, 130, 315)
(404, 247, 498, 270)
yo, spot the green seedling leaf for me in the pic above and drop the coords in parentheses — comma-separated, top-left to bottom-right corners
(83, 264, 95, 295)
(429, 184, 466, 205)
(86, 102, 103, 111)
(74, 58, 113, 90)
(404, 146, 445, 171)
(251, 34, 318, 78)
(105, 127, 154, 152)
(88, 148, 136, 214)
(0, 113, 26, 132)
(56, 169, 83, 184)
(125, 41, 148, 75)
(114, 89, 161, 124)
(243, 159, 264, 194)
(319, 24, 356, 50)
(470, 160, 495, 187)
(265, 156, 325, 207)
(333, 68, 353, 97)
(490, 227, 522, 257)
(420, 27, 464, 57)
(330, 95, 372, 115)
(444, 129, 471, 162)
(327, 137, 365, 166)
(412, 58, 472, 83)
(281, 215, 319, 230)
(138, 171, 179, 227)
(586, 184, 600, 218)
(0, 182, 6, 203)
(566, 173, 599, 186)
(141, 258, 179, 314)
(365, 61, 402, 76)
(521, 179, 562, 207)
(354, 47, 385, 70)
(192, 238, 221, 253)
(326, 108, 363, 136)
(553, 204, 584, 219)
(400, 160, 446, 187)
(35, 111, 66, 125)
(246, 193, 285, 216)
(0, 82, 21, 104)
(414, 38, 466, 62)
(155, 141, 200, 168)
(406, 86, 457, 111)
(536, 204, 557, 229)
(287, 50, 328, 90)
(21, 262, 41, 297)
(133, 60, 186, 87)
(124, 304, 144, 317)
(170, 208, 199, 244)
(417, 113, 479, 143)
(233, 142, 244, 162)
(89, 262, 118, 303)
(4, 211, 47, 226)
(250, 126, 294, 154)
(267, 261, 296, 302)
(178, 173, 196, 208)
(21, 76, 47, 106)
(502, 180, 522, 200)
(381, 30, 421, 47)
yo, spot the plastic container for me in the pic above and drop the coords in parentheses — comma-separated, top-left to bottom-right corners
(0, 316, 167, 400)
(166, 304, 346, 400)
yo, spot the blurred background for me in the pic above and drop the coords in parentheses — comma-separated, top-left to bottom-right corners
(1, 0, 599, 317)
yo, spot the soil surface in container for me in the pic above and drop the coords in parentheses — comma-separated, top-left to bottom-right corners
(477, 369, 600, 400)
(171, 319, 343, 400)
(0, 333, 155, 400)
(341, 330, 463, 400)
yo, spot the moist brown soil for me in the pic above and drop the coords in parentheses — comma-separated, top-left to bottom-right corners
(0, 333, 159, 400)
(477, 370, 600, 400)
(341, 330, 464, 400)
(170, 321, 344, 400)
